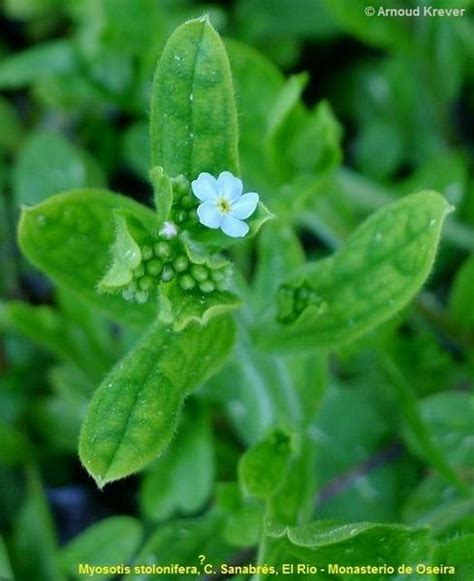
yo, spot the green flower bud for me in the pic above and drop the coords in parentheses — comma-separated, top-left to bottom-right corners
(133, 264, 145, 278)
(179, 274, 196, 291)
(122, 288, 134, 301)
(191, 264, 208, 282)
(135, 290, 149, 304)
(147, 258, 163, 276)
(128, 280, 138, 292)
(139, 276, 153, 291)
(161, 265, 175, 282)
(181, 195, 195, 209)
(173, 256, 189, 272)
(172, 175, 189, 195)
(199, 280, 215, 294)
(210, 268, 227, 282)
(141, 245, 153, 260)
(154, 241, 171, 259)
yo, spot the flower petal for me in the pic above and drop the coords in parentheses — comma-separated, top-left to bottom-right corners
(197, 201, 222, 229)
(217, 171, 243, 202)
(231, 192, 259, 219)
(220, 214, 249, 238)
(191, 172, 218, 201)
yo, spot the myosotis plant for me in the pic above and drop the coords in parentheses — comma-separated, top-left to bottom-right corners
(13, 14, 469, 579)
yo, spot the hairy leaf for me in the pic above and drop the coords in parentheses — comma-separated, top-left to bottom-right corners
(259, 191, 452, 350)
(79, 316, 235, 486)
(18, 189, 157, 329)
(150, 17, 239, 179)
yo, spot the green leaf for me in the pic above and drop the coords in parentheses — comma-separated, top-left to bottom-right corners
(122, 121, 149, 179)
(0, 40, 76, 89)
(3, 302, 109, 381)
(149, 166, 173, 225)
(3, 0, 63, 20)
(98, 214, 143, 291)
(0, 96, 22, 154)
(252, 223, 305, 314)
(57, 516, 143, 581)
(32, 396, 84, 453)
(8, 469, 63, 581)
(382, 355, 468, 494)
(239, 428, 293, 499)
(139, 405, 214, 521)
(125, 512, 232, 581)
(435, 535, 474, 580)
(286, 100, 343, 178)
(402, 473, 474, 538)
(209, 327, 305, 445)
(217, 483, 262, 548)
(159, 282, 241, 331)
(266, 73, 308, 143)
(150, 16, 239, 179)
(0, 536, 13, 581)
(13, 130, 105, 206)
(322, 0, 410, 50)
(0, 420, 32, 466)
(259, 191, 452, 350)
(18, 189, 157, 330)
(449, 254, 474, 333)
(412, 392, 474, 469)
(79, 316, 235, 486)
(225, 39, 284, 191)
(266, 520, 434, 580)
(266, 441, 317, 526)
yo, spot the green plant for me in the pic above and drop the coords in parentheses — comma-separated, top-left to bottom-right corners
(1, 7, 473, 581)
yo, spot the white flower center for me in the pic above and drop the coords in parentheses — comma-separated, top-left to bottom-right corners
(216, 197, 232, 215)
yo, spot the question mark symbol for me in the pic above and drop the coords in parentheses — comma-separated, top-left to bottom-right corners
(198, 555, 206, 565)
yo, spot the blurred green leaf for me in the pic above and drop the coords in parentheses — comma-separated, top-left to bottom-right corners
(402, 473, 474, 538)
(13, 131, 105, 206)
(414, 392, 474, 468)
(449, 254, 474, 333)
(252, 223, 305, 314)
(57, 516, 143, 581)
(0, 536, 13, 581)
(139, 406, 214, 521)
(0, 40, 76, 89)
(0, 97, 22, 154)
(4, 302, 109, 381)
(7, 469, 63, 581)
(0, 420, 32, 466)
(217, 483, 262, 548)
(239, 428, 293, 499)
(125, 512, 232, 581)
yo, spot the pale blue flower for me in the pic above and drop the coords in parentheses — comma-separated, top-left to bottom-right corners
(191, 171, 259, 238)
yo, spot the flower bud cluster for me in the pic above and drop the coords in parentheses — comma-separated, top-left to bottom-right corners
(277, 283, 327, 324)
(121, 232, 230, 304)
(170, 175, 199, 228)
